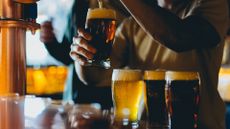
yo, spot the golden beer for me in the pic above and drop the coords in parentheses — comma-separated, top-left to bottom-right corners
(0, 94, 24, 129)
(112, 69, 145, 123)
(85, 8, 116, 68)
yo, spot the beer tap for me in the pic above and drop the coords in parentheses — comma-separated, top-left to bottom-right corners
(0, 0, 40, 95)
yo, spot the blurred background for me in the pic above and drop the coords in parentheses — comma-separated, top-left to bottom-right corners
(26, 0, 74, 98)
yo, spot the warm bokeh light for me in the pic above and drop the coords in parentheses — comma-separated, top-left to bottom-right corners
(26, 66, 68, 95)
(218, 68, 230, 102)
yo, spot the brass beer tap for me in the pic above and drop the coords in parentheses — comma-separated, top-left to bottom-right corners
(0, 0, 40, 95)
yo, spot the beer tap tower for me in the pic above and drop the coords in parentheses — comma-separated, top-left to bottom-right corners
(0, 0, 40, 95)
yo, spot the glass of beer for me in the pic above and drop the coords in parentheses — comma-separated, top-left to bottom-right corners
(112, 69, 145, 127)
(0, 94, 25, 129)
(67, 104, 111, 129)
(85, 8, 116, 68)
(166, 71, 200, 129)
(143, 70, 169, 128)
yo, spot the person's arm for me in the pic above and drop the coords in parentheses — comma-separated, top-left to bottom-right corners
(119, 0, 227, 52)
(74, 63, 112, 86)
(40, 21, 72, 65)
(44, 37, 73, 65)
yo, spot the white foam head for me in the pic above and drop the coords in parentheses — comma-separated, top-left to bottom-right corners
(112, 69, 142, 81)
(144, 70, 165, 80)
(86, 8, 116, 20)
(166, 71, 199, 80)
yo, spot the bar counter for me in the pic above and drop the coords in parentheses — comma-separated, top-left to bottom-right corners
(1, 95, 229, 129)
(0, 96, 151, 129)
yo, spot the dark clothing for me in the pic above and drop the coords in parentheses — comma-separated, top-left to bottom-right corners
(44, 38, 72, 65)
(75, 86, 113, 109)
(226, 103, 230, 129)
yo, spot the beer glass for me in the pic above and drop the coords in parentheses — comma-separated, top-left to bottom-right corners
(0, 93, 25, 129)
(166, 71, 200, 129)
(112, 69, 145, 127)
(67, 104, 110, 129)
(85, 8, 116, 68)
(144, 70, 169, 128)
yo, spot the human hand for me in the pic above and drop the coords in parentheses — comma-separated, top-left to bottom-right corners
(40, 21, 56, 43)
(70, 28, 97, 66)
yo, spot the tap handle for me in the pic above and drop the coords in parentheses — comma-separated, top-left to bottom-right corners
(22, 3, 37, 23)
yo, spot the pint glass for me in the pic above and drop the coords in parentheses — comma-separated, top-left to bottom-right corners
(166, 71, 200, 129)
(85, 8, 116, 68)
(0, 94, 24, 129)
(67, 104, 110, 129)
(144, 70, 169, 128)
(112, 69, 145, 126)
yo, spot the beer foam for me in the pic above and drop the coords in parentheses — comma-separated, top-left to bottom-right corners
(166, 71, 199, 80)
(144, 70, 165, 80)
(87, 8, 116, 20)
(112, 69, 142, 81)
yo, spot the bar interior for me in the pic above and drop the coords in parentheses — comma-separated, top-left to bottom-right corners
(0, 0, 230, 129)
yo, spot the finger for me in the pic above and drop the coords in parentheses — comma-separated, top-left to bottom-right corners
(40, 33, 56, 42)
(70, 51, 88, 66)
(71, 44, 94, 60)
(40, 30, 55, 37)
(40, 27, 54, 34)
(73, 37, 97, 54)
(77, 28, 92, 41)
(41, 21, 53, 27)
(40, 27, 55, 37)
(41, 24, 53, 29)
(40, 36, 55, 43)
(40, 26, 53, 31)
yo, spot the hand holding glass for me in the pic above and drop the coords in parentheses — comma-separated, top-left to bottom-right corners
(85, 8, 116, 68)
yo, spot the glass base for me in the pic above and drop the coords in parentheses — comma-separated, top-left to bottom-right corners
(86, 59, 111, 69)
(112, 119, 139, 129)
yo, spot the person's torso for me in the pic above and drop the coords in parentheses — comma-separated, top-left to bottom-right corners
(120, 0, 227, 128)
